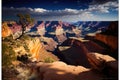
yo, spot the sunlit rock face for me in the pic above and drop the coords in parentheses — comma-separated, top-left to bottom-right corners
(27, 38, 59, 61)
(41, 37, 58, 51)
(72, 27, 82, 37)
(87, 53, 118, 78)
(28, 61, 104, 80)
(36, 21, 46, 36)
(55, 25, 67, 44)
(2, 22, 12, 38)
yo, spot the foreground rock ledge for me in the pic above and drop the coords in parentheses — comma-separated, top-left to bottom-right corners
(28, 61, 104, 80)
(15, 52, 118, 80)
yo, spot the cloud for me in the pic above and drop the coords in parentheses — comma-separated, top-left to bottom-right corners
(34, 8, 47, 13)
(2, 1, 118, 21)
(91, 0, 117, 4)
(88, 4, 109, 13)
(88, 1, 118, 13)
(64, 8, 79, 13)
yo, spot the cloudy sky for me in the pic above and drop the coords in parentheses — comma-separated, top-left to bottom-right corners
(2, 0, 118, 22)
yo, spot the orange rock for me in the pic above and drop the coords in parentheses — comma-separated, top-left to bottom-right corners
(2, 22, 12, 38)
(87, 52, 118, 78)
(87, 53, 117, 69)
(95, 34, 118, 50)
(30, 61, 104, 80)
(27, 38, 59, 61)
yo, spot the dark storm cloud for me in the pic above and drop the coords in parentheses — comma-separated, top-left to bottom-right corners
(91, 0, 118, 4)
(2, 7, 93, 21)
(2, 7, 80, 17)
(2, 7, 30, 16)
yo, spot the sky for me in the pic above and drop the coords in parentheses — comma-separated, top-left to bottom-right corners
(2, 0, 118, 22)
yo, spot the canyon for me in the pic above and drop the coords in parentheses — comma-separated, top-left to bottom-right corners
(2, 21, 118, 80)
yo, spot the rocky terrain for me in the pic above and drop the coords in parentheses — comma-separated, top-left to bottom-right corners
(2, 21, 118, 80)
(85, 21, 118, 60)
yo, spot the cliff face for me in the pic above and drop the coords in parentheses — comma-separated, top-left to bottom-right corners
(27, 38, 59, 61)
(102, 21, 118, 36)
(95, 34, 118, 50)
(2, 22, 12, 38)
(57, 37, 108, 67)
(41, 37, 58, 51)
(95, 21, 118, 50)
(84, 21, 118, 59)
(57, 38, 90, 67)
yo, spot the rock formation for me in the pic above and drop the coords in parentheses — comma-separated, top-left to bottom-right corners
(27, 38, 59, 61)
(95, 34, 118, 50)
(72, 27, 82, 37)
(85, 21, 118, 59)
(57, 38, 90, 67)
(83, 40, 106, 53)
(2, 22, 12, 38)
(37, 21, 46, 37)
(55, 24, 67, 44)
(40, 37, 58, 51)
(57, 37, 109, 67)
(26, 61, 104, 80)
(87, 53, 118, 79)
(26, 53, 118, 80)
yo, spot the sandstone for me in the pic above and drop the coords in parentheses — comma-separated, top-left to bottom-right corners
(28, 61, 104, 80)
(87, 53, 117, 69)
(58, 39, 90, 67)
(95, 34, 118, 50)
(56, 34, 67, 44)
(2, 22, 12, 38)
(27, 38, 59, 61)
(41, 37, 58, 51)
(83, 40, 105, 53)
(59, 38, 105, 67)
(69, 37, 89, 42)
(87, 53, 118, 78)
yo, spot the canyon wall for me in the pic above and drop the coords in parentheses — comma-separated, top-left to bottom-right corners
(95, 34, 118, 50)
(27, 38, 59, 61)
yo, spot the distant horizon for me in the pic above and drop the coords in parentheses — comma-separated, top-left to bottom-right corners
(2, 19, 118, 23)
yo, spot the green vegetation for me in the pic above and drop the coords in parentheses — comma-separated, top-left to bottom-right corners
(44, 57, 55, 63)
(20, 34, 31, 41)
(23, 44, 29, 52)
(2, 34, 32, 68)
(3, 34, 31, 49)
(2, 42, 16, 68)
(3, 35, 13, 42)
